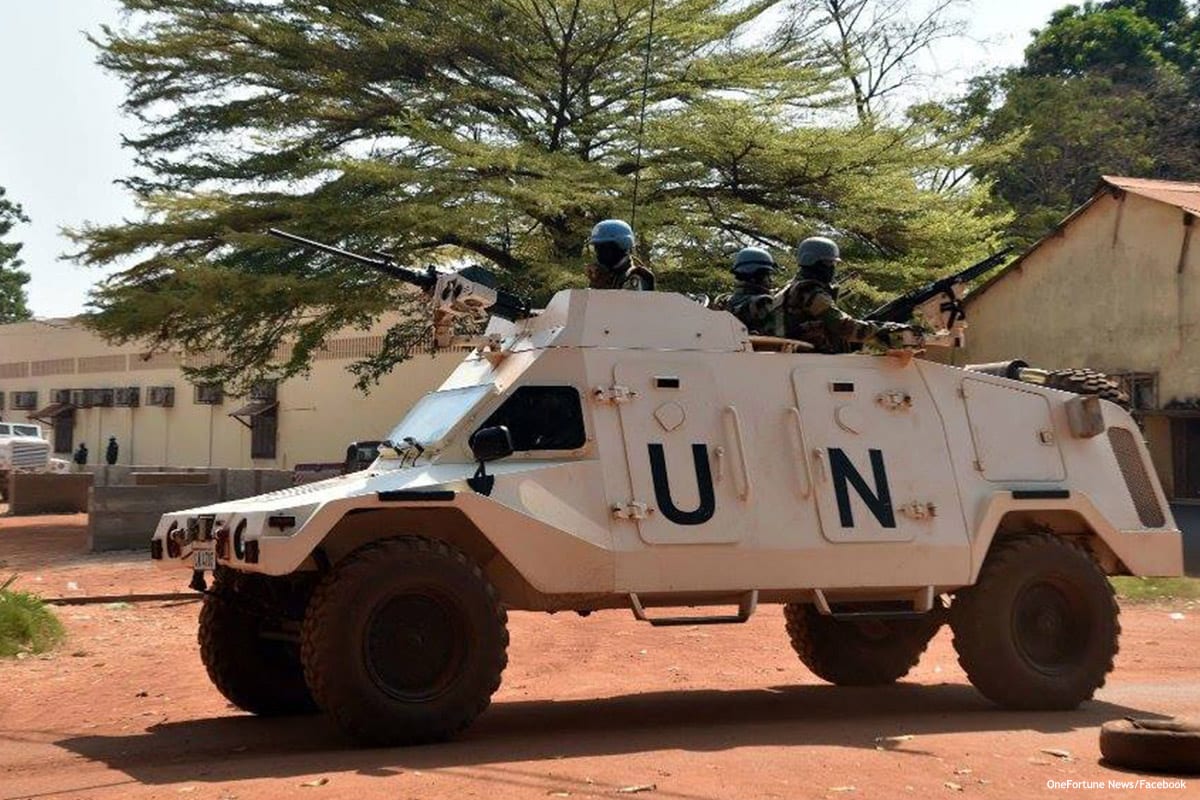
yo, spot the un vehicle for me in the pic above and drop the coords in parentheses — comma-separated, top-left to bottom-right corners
(151, 238, 1182, 746)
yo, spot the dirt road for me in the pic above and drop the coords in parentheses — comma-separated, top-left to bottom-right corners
(0, 515, 1196, 799)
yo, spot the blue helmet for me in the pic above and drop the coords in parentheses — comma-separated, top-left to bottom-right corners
(590, 219, 635, 253)
(731, 247, 777, 278)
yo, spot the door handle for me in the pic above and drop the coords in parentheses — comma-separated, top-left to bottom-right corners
(787, 407, 812, 498)
(723, 405, 752, 501)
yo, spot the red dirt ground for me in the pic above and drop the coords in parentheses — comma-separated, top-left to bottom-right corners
(0, 513, 1197, 800)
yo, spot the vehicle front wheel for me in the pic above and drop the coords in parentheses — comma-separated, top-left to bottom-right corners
(301, 536, 509, 746)
(783, 603, 941, 686)
(198, 571, 318, 716)
(950, 532, 1119, 710)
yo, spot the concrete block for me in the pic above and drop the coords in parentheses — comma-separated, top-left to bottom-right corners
(258, 470, 294, 495)
(89, 484, 220, 514)
(8, 473, 92, 515)
(132, 472, 213, 486)
(87, 512, 165, 551)
(87, 483, 221, 552)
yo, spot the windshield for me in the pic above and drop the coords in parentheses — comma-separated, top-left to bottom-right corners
(13, 424, 39, 437)
(385, 384, 493, 450)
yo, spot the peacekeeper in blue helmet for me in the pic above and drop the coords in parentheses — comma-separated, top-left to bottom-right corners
(726, 246, 780, 335)
(585, 219, 655, 291)
(781, 236, 917, 353)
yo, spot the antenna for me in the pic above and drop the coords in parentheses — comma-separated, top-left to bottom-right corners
(629, 0, 658, 228)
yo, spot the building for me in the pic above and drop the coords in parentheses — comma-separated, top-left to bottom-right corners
(961, 175, 1200, 501)
(0, 317, 459, 469)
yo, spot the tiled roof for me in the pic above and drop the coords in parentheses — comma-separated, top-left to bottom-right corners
(1102, 175, 1200, 216)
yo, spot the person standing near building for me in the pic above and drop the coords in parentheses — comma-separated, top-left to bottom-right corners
(105, 436, 119, 466)
(73, 442, 88, 467)
(585, 219, 655, 291)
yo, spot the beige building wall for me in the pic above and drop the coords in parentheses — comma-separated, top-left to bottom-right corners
(0, 318, 459, 469)
(961, 188, 1200, 499)
(962, 191, 1200, 394)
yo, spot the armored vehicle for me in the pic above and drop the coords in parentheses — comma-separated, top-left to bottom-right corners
(151, 239, 1182, 746)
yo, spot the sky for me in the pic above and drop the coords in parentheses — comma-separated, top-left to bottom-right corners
(0, 0, 1067, 319)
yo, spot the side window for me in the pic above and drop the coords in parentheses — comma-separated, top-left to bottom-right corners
(480, 386, 586, 451)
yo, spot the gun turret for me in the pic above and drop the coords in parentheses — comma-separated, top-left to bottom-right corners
(268, 228, 532, 348)
(864, 248, 1012, 348)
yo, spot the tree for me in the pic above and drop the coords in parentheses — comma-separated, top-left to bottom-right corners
(818, 0, 968, 121)
(0, 187, 32, 324)
(74, 0, 1005, 390)
(963, 0, 1200, 243)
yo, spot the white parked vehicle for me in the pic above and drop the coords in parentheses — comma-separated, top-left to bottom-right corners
(0, 421, 52, 501)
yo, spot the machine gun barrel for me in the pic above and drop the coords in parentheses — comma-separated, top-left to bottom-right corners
(865, 247, 1013, 324)
(268, 227, 532, 324)
(268, 228, 437, 291)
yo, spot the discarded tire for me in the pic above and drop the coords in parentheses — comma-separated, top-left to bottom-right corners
(784, 603, 941, 685)
(1100, 718, 1200, 774)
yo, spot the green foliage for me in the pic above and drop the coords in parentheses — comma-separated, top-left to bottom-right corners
(0, 577, 64, 658)
(1111, 575, 1200, 602)
(962, 0, 1200, 244)
(74, 0, 1006, 389)
(0, 187, 32, 324)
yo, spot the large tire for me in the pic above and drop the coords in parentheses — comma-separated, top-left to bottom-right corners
(301, 536, 509, 746)
(198, 572, 318, 716)
(1044, 368, 1129, 408)
(950, 533, 1119, 710)
(1100, 718, 1200, 774)
(783, 603, 941, 686)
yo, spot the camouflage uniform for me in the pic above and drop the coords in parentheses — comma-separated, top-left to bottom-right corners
(781, 278, 893, 353)
(727, 278, 779, 335)
(586, 257, 655, 291)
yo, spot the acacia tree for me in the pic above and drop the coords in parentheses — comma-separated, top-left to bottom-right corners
(74, 0, 1004, 389)
(0, 187, 32, 324)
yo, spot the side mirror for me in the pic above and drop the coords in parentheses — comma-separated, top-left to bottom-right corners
(469, 426, 514, 463)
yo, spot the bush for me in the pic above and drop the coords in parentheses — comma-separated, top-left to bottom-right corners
(0, 576, 64, 657)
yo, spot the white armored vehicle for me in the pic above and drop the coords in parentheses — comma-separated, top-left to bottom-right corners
(151, 235, 1182, 746)
(0, 421, 52, 501)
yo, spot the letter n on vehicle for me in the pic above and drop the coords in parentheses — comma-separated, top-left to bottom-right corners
(828, 448, 896, 529)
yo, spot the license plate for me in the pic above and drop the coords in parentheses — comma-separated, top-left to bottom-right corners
(193, 549, 216, 571)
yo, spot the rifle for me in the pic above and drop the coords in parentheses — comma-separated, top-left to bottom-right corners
(268, 228, 532, 347)
(864, 248, 1013, 348)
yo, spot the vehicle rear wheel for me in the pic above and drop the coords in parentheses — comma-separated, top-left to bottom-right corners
(301, 536, 509, 746)
(783, 603, 941, 685)
(950, 532, 1119, 710)
(198, 571, 318, 716)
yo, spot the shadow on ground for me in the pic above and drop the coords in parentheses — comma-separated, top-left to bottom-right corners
(51, 683, 1165, 787)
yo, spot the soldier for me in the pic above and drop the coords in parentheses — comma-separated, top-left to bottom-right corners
(781, 236, 917, 353)
(726, 247, 780, 335)
(585, 219, 655, 291)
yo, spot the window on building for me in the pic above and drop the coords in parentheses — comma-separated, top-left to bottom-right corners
(229, 382, 279, 460)
(1116, 372, 1158, 412)
(1172, 419, 1200, 500)
(11, 391, 37, 410)
(52, 412, 75, 455)
(479, 386, 586, 451)
(194, 384, 224, 405)
(250, 406, 278, 460)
